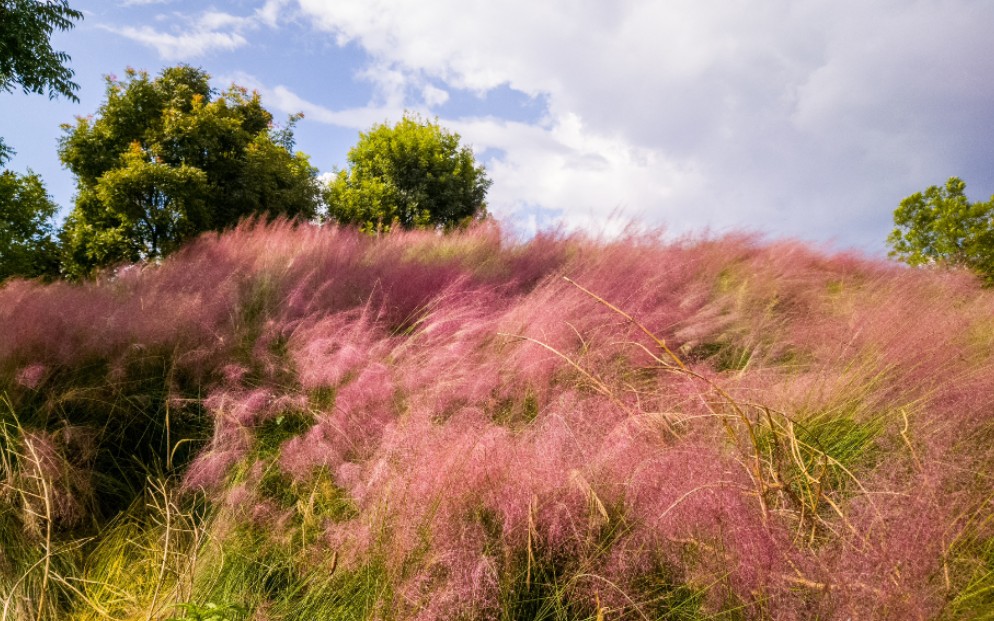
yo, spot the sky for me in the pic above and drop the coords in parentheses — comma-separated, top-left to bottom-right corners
(3, 0, 994, 253)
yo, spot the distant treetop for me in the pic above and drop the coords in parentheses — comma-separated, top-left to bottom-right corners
(325, 113, 492, 233)
(58, 65, 321, 276)
(888, 177, 994, 284)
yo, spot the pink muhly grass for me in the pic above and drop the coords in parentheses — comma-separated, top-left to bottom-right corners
(290, 314, 381, 390)
(182, 417, 253, 493)
(5, 219, 994, 619)
(14, 363, 46, 389)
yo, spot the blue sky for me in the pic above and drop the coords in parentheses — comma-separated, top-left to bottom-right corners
(3, 0, 994, 252)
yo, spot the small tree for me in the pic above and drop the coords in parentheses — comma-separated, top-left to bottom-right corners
(887, 177, 994, 283)
(0, 0, 83, 163)
(325, 113, 491, 232)
(58, 66, 320, 276)
(0, 169, 61, 281)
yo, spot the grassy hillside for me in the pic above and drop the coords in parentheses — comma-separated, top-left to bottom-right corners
(1, 221, 992, 620)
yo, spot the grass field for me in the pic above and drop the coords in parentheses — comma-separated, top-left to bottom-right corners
(1, 220, 992, 620)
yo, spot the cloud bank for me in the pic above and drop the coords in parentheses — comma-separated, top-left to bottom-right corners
(288, 0, 994, 249)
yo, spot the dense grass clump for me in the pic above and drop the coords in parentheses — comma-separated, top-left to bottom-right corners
(1, 220, 993, 620)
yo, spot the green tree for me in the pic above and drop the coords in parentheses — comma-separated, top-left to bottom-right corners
(0, 169, 61, 281)
(325, 113, 491, 232)
(0, 0, 83, 163)
(887, 177, 994, 283)
(58, 66, 320, 276)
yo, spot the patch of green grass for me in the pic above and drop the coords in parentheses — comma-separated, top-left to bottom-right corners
(945, 535, 994, 620)
(633, 574, 710, 620)
(258, 465, 358, 523)
(496, 550, 591, 621)
(489, 390, 540, 429)
(756, 402, 883, 539)
(255, 410, 314, 457)
(187, 515, 389, 621)
(166, 601, 248, 621)
(230, 274, 299, 387)
(192, 524, 297, 611)
(792, 413, 881, 492)
(268, 561, 390, 621)
(308, 386, 337, 411)
(689, 340, 754, 372)
(2, 346, 211, 524)
(960, 316, 994, 364)
(942, 493, 994, 621)
(0, 505, 81, 621)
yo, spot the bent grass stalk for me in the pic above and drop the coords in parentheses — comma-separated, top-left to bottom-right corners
(1, 395, 57, 621)
(562, 277, 774, 521)
(561, 276, 885, 588)
(502, 275, 874, 604)
(21, 438, 53, 621)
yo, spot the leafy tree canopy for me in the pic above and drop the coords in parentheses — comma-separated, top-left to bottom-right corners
(325, 113, 491, 232)
(0, 169, 61, 281)
(58, 66, 320, 276)
(0, 0, 83, 163)
(888, 177, 994, 283)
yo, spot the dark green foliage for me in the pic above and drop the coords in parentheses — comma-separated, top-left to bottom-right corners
(0, 0, 82, 165)
(0, 169, 61, 281)
(0, 0, 81, 101)
(888, 177, 994, 284)
(325, 113, 491, 232)
(0, 137, 11, 165)
(58, 66, 320, 276)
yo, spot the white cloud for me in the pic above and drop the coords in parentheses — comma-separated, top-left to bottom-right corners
(110, 24, 248, 59)
(255, 0, 292, 28)
(227, 72, 403, 129)
(291, 0, 994, 250)
(447, 114, 706, 228)
(105, 3, 290, 61)
(421, 84, 449, 108)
